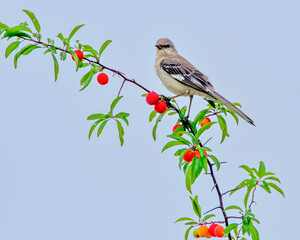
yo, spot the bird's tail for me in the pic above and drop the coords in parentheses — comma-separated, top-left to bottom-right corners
(210, 91, 255, 126)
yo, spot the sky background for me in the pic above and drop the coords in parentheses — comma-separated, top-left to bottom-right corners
(0, 1, 299, 239)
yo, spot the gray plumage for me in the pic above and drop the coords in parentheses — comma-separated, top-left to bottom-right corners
(155, 38, 255, 126)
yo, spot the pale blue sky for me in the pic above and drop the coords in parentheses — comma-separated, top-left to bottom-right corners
(1, 1, 299, 239)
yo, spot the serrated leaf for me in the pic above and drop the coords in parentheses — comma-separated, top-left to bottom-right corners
(110, 96, 123, 114)
(195, 122, 216, 140)
(174, 217, 195, 223)
(68, 24, 84, 40)
(202, 214, 215, 222)
(223, 223, 238, 236)
(162, 141, 185, 153)
(88, 119, 102, 139)
(184, 226, 193, 240)
(268, 182, 285, 197)
(116, 120, 124, 146)
(149, 110, 157, 122)
(5, 41, 21, 58)
(99, 40, 112, 57)
(23, 10, 41, 32)
(97, 120, 108, 137)
(185, 166, 192, 194)
(217, 115, 229, 143)
(51, 53, 59, 81)
(258, 161, 266, 178)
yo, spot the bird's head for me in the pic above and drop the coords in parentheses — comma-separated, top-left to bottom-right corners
(155, 38, 178, 56)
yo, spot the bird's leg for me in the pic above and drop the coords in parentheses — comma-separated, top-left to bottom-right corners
(169, 93, 186, 99)
(187, 95, 193, 119)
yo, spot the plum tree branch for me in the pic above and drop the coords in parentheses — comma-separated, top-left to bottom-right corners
(17, 35, 232, 240)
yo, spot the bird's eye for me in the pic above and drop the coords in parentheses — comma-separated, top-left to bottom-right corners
(162, 44, 171, 48)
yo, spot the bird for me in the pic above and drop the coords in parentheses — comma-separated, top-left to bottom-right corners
(154, 38, 255, 126)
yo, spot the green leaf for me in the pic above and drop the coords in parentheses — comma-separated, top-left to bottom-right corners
(207, 155, 220, 170)
(99, 40, 112, 57)
(115, 112, 129, 126)
(185, 221, 198, 225)
(116, 120, 125, 146)
(244, 187, 253, 208)
(88, 119, 102, 139)
(258, 161, 266, 178)
(51, 53, 59, 81)
(5, 41, 21, 58)
(110, 96, 123, 114)
(149, 110, 157, 122)
(162, 141, 185, 153)
(190, 195, 201, 218)
(97, 120, 108, 137)
(23, 10, 41, 32)
(240, 165, 255, 178)
(87, 113, 106, 120)
(68, 24, 84, 40)
(184, 226, 193, 240)
(217, 115, 229, 143)
(232, 102, 242, 108)
(14, 44, 41, 68)
(223, 223, 238, 236)
(268, 182, 285, 197)
(225, 205, 243, 212)
(264, 176, 281, 183)
(195, 122, 216, 140)
(5, 25, 32, 34)
(261, 180, 271, 193)
(3, 30, 32, 39)
(174, 217, 195, 223)
(202, 214, 215, 222)
(227, 109, 239, 125)
(250, 223, 259, 240)
(80, 70, 96, 91)
(230, 179, 249, 195)
(0, 22, 9, 31)
(191, 158, 202, 184)
(185, 166, 192, 194)
(194, 109, 209, 124)
(152, 122, 158, 141)
(60, 51, 67, 60)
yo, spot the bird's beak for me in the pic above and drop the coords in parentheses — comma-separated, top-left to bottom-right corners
(155, 44, 162, 49)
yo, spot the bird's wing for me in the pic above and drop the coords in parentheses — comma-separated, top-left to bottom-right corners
(161, 56, 215, 96)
